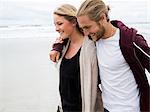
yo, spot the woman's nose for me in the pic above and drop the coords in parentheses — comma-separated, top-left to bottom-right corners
(55, 26, 60, 32)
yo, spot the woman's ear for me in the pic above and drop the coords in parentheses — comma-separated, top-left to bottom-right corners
(72, 18, 77, 26)
(72, 23, 76, 26)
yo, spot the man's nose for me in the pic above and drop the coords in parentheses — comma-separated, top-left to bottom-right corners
(83, 30, 89, 36)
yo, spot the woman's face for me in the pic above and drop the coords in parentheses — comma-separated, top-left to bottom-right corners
(54, 14, 75, 39)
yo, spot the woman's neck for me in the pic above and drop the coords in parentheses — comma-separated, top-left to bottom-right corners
(70, 30, 84, 44)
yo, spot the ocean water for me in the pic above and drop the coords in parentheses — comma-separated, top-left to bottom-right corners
(0, 0, 150, 112)
(0, 0, 150, 39)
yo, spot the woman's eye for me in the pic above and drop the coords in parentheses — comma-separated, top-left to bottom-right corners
(58, 23, 63, 25)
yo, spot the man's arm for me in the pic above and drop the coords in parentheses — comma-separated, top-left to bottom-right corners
(134, 34, 150, 72)
(49, 38, 68, 62)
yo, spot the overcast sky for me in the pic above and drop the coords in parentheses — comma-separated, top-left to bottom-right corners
(0, 0, 149, 26)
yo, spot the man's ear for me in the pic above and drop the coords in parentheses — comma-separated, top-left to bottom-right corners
(98, 13, 107, 24)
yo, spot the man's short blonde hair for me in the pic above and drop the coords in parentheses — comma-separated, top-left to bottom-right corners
(77, 0, 110, 22)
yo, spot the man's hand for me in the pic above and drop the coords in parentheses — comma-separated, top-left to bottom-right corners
(54, 37, 64, 44)
(49, 50, 61, 62)
(49, 36, 66, 62)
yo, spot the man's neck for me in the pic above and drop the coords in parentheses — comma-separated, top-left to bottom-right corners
(103, 23, 117, 39)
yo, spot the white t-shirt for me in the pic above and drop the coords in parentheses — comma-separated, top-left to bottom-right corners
(96, 29, 140, 112)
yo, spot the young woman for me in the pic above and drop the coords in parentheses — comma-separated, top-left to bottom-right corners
(49, 4, 104, 112)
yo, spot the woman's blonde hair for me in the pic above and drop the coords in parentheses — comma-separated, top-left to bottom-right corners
(54, 4, 76, 17)
(54, 4, 83, 35)
(77, 0, 110, 22)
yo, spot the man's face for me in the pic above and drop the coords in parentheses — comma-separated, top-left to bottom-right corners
(77, 15, 105, 41)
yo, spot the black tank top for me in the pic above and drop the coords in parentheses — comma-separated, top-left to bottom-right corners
(59, 48, 82, 112)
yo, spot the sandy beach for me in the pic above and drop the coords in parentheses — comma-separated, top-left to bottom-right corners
(0, 33, 149, 112)
(0, 37, 60, 112)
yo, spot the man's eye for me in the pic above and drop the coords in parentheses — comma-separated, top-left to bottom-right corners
(84, 26, 90, 30)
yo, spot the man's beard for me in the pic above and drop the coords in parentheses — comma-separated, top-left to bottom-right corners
(89, 23, 105, 42)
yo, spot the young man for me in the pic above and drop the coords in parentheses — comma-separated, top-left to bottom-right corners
(77, 0, 150, 112)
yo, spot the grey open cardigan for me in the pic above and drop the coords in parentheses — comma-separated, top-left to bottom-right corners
(56, 37, 104, 112)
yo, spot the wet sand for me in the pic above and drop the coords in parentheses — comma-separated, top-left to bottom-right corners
(0, 37, 60, 112)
